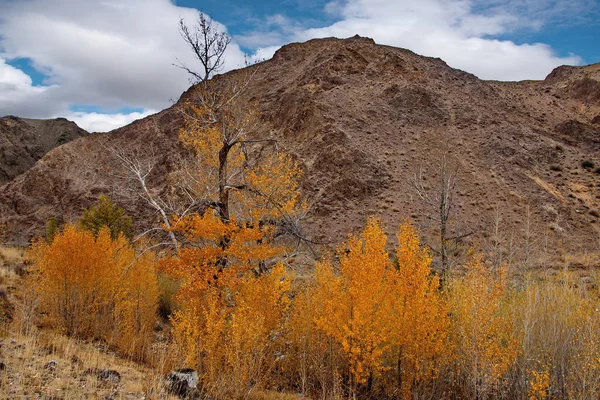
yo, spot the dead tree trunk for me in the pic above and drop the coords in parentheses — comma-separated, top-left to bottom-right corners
(412, 153, 458, 278)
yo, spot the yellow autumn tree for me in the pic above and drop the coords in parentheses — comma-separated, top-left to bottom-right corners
(448, 257, 520, 398)
(313, 218, 392, 394)
(28, 225, 158, 359)
(179, 81, 302, 224)
(164, 78, 302, 398)
(389, 220, 450, 399)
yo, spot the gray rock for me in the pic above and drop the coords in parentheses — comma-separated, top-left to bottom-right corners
(166, 368, 198, 397)
(44, 359, 58, 371)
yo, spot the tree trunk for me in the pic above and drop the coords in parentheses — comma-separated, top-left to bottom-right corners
(218, 142, 230, 223)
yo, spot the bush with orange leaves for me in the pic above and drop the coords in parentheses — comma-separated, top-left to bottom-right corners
(388, 220, 450, 399)
(164, 78, 302, 398)
(163, 212, 292, 398)
(313, 218, 393, 394)
(28, 225, 159, 360)
(299, 218, 449, 398)
(446, 257, 521, 398)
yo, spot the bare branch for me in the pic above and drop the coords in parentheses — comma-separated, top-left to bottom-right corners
(175, 12, 231, 83)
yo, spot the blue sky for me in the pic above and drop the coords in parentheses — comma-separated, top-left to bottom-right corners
(179, 0, 600, 64)
(0, 0, 598, 132)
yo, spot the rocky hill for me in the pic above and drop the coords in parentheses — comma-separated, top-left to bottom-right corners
(0, 36, 598, 260)
(0, 116, 87, 184)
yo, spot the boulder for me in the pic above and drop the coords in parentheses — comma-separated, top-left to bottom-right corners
(166, 368, 198, 397)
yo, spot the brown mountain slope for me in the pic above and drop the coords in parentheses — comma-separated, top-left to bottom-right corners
(0, 116, 87, 184)
(0, 36, 598, 259)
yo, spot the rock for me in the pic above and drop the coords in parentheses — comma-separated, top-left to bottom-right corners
(592, 115, 600, 125)
(0, 361, 6, 371)
(0, 116, 87, 184)
(166, 368, 198, 397)
(44, 359, 58, 371)
(84, 367, 121, 385)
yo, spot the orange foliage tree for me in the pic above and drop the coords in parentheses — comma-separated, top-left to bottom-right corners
(313, 218, 393, 393)
(29, 224, 158, 359)
(179, 81, 302, 224)
(309, 219, 451, 398)
(163, 79, 302, 397)
(389, 221, 449, 399)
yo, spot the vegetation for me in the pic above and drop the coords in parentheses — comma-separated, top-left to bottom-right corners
(27, 225, 158, 360)
(5, 198, 600, 398)
(44, 216, 58, 243)
(79, 194, 133, 240)
(2, 23, 600, 399)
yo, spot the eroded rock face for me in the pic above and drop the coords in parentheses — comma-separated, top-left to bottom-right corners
(0, 116, 87, 183)
(1, 36, 599, 253)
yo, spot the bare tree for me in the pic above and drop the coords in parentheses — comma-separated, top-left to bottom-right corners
(174, 12, 231, 84)
(103, 141, 209, 250)
(411, 152, 466, 277)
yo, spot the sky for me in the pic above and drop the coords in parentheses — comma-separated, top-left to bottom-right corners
(0, 0, 598, 132)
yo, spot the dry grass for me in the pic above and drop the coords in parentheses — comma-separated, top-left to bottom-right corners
(0, 246, 25, 285)
(558, 250, 600, 268)
(0, 247, 25, 265)
(0, 330, 178, 399)
(247, 390, 307, 400)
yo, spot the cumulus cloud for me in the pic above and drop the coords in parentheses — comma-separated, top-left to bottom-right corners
(0, 0, 247, 131)
(0, 57, 58, 115)
(64, 109, 157, 133)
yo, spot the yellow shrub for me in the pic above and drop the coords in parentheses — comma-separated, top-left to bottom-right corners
(388, 221, 450, 399)
(28, 224, 158, 359)
(447, 258, 521, 398)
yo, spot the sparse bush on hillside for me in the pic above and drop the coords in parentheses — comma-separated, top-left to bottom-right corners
(45, 216, 58, 243)
(550, 164, 563, 172)
(581, 160, 595, 169)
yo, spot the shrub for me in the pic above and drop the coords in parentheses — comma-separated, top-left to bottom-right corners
(581, 160, 595, 169)
(79, 195, 132, 240)
(45, 216, 59, 243)
(28, 225, 158, 359)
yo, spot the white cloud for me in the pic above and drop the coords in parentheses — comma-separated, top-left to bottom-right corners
(253, 0, 584, 81)
(64, 109, 157, 133)
(0, 0, 248, 130)
(0, 57, 57, 114)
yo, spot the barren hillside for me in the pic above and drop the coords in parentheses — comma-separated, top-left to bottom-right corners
(0, 36, 598, 259)
(0, 116, 86, 184)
